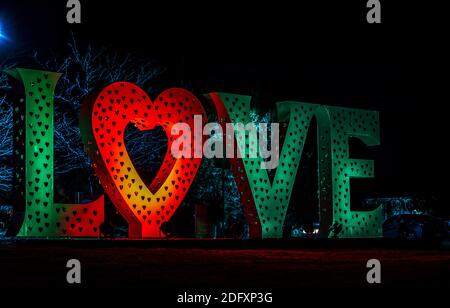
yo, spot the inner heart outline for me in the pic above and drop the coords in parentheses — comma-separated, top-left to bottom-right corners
(80, 82, 207, 237)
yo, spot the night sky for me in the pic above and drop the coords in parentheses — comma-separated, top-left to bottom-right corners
(0, 0, 446, 204)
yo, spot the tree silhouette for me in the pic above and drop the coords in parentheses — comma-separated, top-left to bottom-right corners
(0, 35, 164, 198)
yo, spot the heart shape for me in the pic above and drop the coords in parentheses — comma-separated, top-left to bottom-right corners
(81, 82, 207, 237)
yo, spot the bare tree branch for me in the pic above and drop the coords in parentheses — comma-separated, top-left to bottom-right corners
(0, 35, 165, 195)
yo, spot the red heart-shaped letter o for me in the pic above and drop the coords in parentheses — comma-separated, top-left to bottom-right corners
(80, 82, 207, 237)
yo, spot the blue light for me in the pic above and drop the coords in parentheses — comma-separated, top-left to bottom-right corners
(0, 23, 8, 40)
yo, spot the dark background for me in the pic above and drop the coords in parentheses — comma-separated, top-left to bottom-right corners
(1, 0, 450, 296)
(0, 0, 447, 212)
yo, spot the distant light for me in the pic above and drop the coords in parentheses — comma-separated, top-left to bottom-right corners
(0, 24, 8, 40)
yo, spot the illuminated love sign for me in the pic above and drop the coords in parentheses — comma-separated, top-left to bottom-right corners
(6, 68, 104, 237)
(80, 82, 206, 237)
(207, 94, 382, 238)
(4, 68, 383, 239)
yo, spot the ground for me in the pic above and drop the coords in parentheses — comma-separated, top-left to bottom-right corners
(1, 240, 449, 293)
